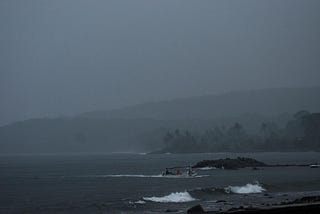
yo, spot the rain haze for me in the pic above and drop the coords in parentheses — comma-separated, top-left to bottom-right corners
(1, 2, 320, 213)
(1, 0, 320, 126)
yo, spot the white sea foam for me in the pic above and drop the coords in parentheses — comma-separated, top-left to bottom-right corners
(103, 174, 161, 178)
(102, 174, 169, 178)
(199, 167, 217, 170)
(99, 174, 209, 178)
(129, 200, 146, 204)
(225, 183, 265, 194)
(143, 191, 196, 203)
(135, 200, 146, 204)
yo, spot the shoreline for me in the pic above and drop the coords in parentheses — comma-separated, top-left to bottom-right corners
(188, 195, 320, 214)
(204, 203, 320, 214)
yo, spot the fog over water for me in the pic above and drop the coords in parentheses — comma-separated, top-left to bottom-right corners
(1, 2, 320, 213)
(1, 152, 320, 213)
(1, 0, 320, 126)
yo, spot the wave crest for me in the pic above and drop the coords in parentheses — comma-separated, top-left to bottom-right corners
(143, 191, 196, 203)
(225, 183, 265, 194)
(99, 174, 208, 178)
(129, 200, 146, 204)
(199, 167, 217, 170)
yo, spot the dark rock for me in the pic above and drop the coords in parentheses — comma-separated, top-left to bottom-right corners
(224, 202, 234, 205)
(292, 195, 320, 204)
(193, 157, 267, 170)
(187, 204, 205, 213)
(165, 208, 179, 212)
(245, 205, 256, 211)
(213, 203, 320, 214)
(227, 207, 239, 212)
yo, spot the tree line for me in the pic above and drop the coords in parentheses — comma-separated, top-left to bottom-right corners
(158, 111, 320, 153)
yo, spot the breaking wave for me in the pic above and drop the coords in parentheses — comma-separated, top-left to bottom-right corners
(199, 167, 217, 170)
(225, 183, 266, 194)
(94, 174, 209, 178)
(103, 174, 162, 178)
(143, 191, 197, 203)
(190, 182, 266, 196)
(136, 182, 265, 204)
(129, 200, 146, 204)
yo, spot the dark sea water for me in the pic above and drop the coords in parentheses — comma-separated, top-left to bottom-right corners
(0, 152, 320, 213)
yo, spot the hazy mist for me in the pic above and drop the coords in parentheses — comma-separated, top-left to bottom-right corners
(1, 0, 320, 126)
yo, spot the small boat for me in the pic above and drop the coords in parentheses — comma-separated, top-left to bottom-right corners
(309, 164, 320, 168)
(161, 166, 197, 177)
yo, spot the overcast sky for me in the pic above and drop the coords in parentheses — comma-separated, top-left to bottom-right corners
(1, 0, 320, 125)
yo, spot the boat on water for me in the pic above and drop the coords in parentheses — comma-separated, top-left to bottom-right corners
(161, 166, 197, 177)
(309, 164, 320, 168)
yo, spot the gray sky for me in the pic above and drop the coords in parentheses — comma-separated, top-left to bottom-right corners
(1, 0, 320, 126)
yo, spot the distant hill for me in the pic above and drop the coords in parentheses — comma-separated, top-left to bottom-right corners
(80, 87, 320, 120)
(0, 118, 170, 153)
(1, 87, 320, 154)
(0, 117, 239, 153)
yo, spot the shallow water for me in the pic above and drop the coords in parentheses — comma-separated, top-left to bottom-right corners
(0, 152, 319, 213)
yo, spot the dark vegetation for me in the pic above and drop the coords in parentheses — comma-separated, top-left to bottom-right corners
(0, 87, 320, 154)
(192, 157, 267, 169)
(0, 111, 319, 154)
(192, 157, 311, 170)
(155, 111, 320, 153)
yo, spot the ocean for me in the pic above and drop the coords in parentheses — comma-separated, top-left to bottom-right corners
(0, 152, 319, 213)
